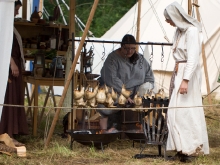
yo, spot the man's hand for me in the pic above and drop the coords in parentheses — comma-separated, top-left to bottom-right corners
(127, 97, 134, 104)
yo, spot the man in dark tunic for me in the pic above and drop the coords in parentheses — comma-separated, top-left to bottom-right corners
(97, 34, 154, 131)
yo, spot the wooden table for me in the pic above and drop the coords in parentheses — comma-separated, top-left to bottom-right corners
(23, 76, 65, 136)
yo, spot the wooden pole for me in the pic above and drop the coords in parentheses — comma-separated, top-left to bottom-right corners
(44, 0, 99, 148)
(136, 0, 142, 51)
(188, 0, 192, 15)
(39, 0, 43, 12)
(69, 0, 76, 39)
(22, 0, 27, 19)
(194, 0, 213, 110)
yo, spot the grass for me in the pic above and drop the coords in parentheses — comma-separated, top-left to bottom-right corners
(0, 95, 220, 165)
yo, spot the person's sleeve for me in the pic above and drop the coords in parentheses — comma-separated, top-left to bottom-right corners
(101, 55, 123, 93)
(183, 27, 200, 80)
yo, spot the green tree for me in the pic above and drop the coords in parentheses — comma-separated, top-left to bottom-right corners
(44, 0, 136, 37)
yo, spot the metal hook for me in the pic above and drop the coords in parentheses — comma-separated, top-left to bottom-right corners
(91, 42, 94, 51)
(112, 41, 114, 51)
(101, 42, 106, 60)
(161, 45, 164, 62)
(150, 45, 153, 63)
(140, 45, 144, 54)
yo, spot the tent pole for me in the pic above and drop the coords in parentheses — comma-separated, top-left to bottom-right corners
(69, 0, 76, 39)
(66, 0, 76, 135)
(22, 0, 27, 20)
(188, 0, 192, 15)
(44, 0, 100, 148)
(194, 0, 213, 111)
(39, 0, 43, 12)
(136, 0, 142, 51)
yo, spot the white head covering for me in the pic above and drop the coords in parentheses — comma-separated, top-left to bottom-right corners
(164, 1, 202, 32)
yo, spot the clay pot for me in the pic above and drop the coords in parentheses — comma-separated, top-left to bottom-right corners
(30, 6, 42, 21)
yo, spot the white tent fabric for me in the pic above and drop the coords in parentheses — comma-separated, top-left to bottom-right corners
(101, 0, 220, 98)
(0, 0, 15, 120)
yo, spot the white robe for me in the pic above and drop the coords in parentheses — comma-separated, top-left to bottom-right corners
(166, 27, 209, 155)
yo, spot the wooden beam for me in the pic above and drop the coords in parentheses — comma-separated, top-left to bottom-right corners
(44, 0, 99, 148)
(69, 0, 76, 39)
(22, 0, 27, 19)
(194, 0, 213, 110)
(136, 0, 142, 51)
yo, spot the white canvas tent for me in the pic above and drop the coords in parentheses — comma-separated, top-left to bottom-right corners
(0, 0, 16, 120)
(101, 0, 220, 98)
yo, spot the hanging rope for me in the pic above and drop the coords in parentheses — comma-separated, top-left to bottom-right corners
(1, 103, 219, 111)
(199, 12, 220, 74)
(60, 0, 69, 10)
(101, 42, 106, 60)
(131, 1, 138, 35)
(55, 0, 67, 25)
(148, 0, 169, 42)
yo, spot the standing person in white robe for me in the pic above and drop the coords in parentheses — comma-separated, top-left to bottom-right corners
(164, 2, 209, 163)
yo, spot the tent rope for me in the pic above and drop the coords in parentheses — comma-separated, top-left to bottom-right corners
(0, 103, 218, 111)
(199, 12, 220, 74)
(148, 0, 169, 42)
(55, 0, 67, 25)
(43, 86, 55, 142)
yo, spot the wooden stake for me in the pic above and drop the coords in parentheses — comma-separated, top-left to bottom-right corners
(44, 0, 99, 148)
(136, 0, 142, 51)
(194, 0, 213, 111)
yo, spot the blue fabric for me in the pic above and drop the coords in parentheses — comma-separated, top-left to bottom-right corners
(32, 0, 40, 13)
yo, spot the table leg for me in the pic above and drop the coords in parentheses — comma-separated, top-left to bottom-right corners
(33, 83, 38, 136)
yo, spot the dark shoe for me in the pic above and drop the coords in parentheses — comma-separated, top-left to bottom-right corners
(180, 154, 195, 163)
(166, 152, 182, 161)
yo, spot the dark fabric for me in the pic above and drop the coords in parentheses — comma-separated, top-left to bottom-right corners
(169, 60, 187, 99)
(0, 34, 28, 137)
(107, 111, 122, 130)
